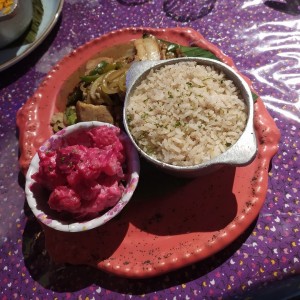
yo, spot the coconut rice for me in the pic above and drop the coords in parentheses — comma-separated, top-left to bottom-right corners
(126, 61, 248, 166)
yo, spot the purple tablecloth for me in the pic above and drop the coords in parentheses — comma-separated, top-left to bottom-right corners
(1, 0, 300, 299)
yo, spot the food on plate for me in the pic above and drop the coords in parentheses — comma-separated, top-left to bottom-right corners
(126, 61, 248, 166)
(51, 34, 220, 132)
(134, 36, 161, 60)
(31, 125, 126, 219)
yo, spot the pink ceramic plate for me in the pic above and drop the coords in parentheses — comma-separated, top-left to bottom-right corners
(17, 27, 280, 278)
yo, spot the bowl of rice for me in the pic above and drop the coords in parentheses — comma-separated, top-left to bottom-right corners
(123, 57, 257, 177)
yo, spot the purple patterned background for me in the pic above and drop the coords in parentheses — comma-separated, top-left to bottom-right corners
(0, 0, 300, 299)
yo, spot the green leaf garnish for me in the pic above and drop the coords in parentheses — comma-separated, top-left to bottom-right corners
(252, 92, 259, 103)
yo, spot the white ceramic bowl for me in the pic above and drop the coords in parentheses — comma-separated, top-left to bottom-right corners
(25, 121, 140, 232)
(124, 57, 257, 177)
(0, 0, 33, 49)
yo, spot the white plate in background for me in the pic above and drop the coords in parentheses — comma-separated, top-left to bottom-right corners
(0, 0, 64, 72)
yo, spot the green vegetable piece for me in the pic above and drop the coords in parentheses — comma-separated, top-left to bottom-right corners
(89, 61, 109, 76)
(141, 113, 148, 119)
(64, 106, 77, 126)
(159, 37, 220, 61)
(102, 63, 117, 73)
(80, 74, 101, 83)
(114, 61, 123, 70)
(179, 46, 220, 61)
(252, 92, 259, 103)
(127, 114, 133, 123)
(175, 121, 181, 127)
(24, 0, 44, 44)
(81, 61, 120, 83)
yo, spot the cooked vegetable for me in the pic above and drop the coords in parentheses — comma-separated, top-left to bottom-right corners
(81, 61, 123, 83)
(88, 60, 109, 75)
(51, 112, 65, 133)
(160, 39, 220, 61)
(64, 106, 77, 126)
(51, 33, 258, 133)
(252, 92, 258, 102)
(89, 75, 106, 101)
(134, 37, 161, 60)
(80, 74, 101, 83)
(102, 68, 128, 94)
(25, 0, 44, 44)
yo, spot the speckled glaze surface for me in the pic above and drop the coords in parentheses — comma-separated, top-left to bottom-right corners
(1, 0, 300, 299)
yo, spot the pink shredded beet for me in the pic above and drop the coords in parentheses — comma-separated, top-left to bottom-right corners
(32, 126, 126, 219)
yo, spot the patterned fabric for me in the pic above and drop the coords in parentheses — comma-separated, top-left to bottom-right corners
(0, 0, 299, 299)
